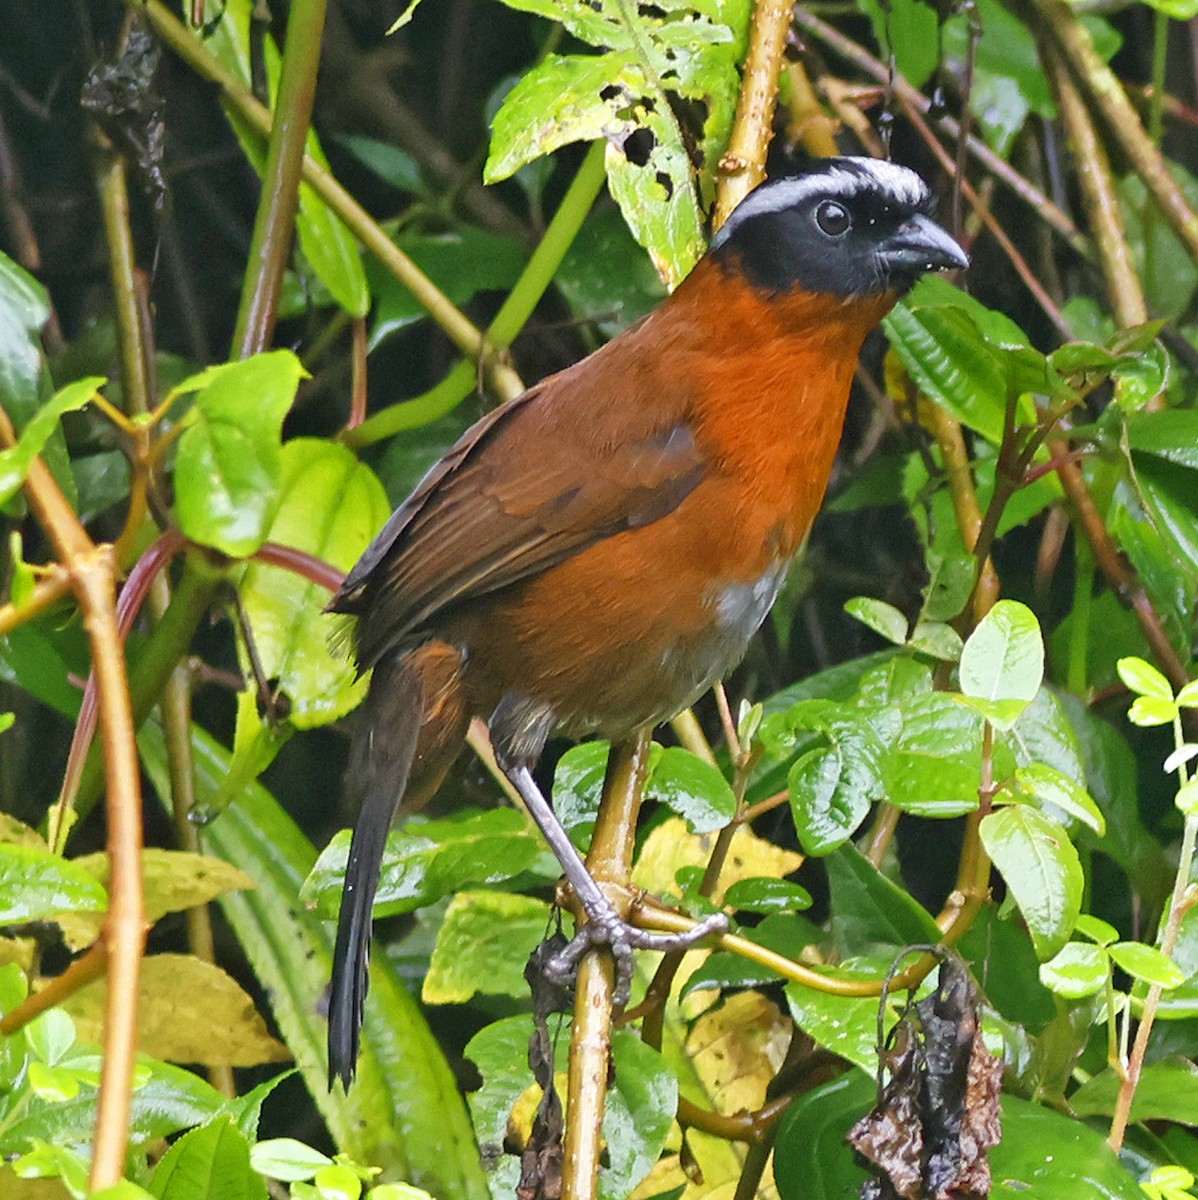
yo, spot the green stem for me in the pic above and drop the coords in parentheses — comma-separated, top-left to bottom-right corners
(96, 153, 152, 416)
(487, 141, 606, 350)
(345, 142, 609, 448)
(232, 0, 330, 357)
(1067, 538, 1094, 696)
(1108, 713, 1198, 1150)
(1149, 11, 1168, 148)
(135, 0, 522, 398)
(343, 359, 477, 448)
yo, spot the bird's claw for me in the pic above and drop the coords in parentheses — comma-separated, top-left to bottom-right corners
(546, 904, 730, 1007)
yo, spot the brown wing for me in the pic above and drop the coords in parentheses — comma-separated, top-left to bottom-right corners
(331, 346, 709, 670)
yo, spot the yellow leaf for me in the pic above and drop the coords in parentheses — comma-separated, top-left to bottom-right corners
(686, 992, 790, 1117)
(632, 818, 803, 906)
(59, 850, 255, 950)
(60, 954, 289, 1066)
(0, 935, 36, 972)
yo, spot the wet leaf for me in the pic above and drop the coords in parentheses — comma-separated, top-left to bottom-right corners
(980, 806, 1082, 959)
(423, 891, 553, 1004)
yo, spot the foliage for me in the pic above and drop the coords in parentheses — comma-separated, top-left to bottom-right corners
(1, 0, 1198, 1197)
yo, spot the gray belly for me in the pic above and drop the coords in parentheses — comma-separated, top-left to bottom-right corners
(562, 559, 790, 739)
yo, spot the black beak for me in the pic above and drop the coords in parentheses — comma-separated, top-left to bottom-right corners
(879, 213, 969, 278)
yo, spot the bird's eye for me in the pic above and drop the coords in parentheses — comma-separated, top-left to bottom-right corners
(815, 200, 851, 237)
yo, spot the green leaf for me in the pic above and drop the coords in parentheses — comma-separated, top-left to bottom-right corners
(958, 599, 1044, 729)
(0, 249, 49, 329)
(881, 692, 984, 817)
(722, 877, 812, 914)
(0, 251, 75, 506)
(920, 551, 976, 622)
(1009, 764, 1106, 836)
(786, 957, 934, 1074)
(857, 0, 940, 87)
(24, 1008, 76, 1066)
(979, 806, 1082, 959)
(1117, 655, 1175, 702)
(1125, 409, 1198, 471)
(885, 302, 1008, 444)
(907, 620, 964, 661)
(605, 121, 707, 289)
(1111, 343, 1169, 411)
(26, 1062, 79, 1103)
(423, 891, 553, 1004)
(552, 740, 614, 840)
(235, 439, 390, 735)
(486, 0, 748, 285)
(555, 205, 666, 336)
(773, 1072, 875, 1199)
(149, 1116, 267, 1200)
(8, 1140, 91, 1196)
(1176, 779, 1198, 817)
(599, 1032, 678, 1200)
(787, 706, 887, 855)
(649, 746, 736, 833)
(1107, 941, 1186, 988)
(1038, 942, 1108, 998)
(1128, 695, 1178, 727)
(0, 1053, 226, 1153)
(844, 596, 908, 645)
(173, 352, 306, 558)
(303, 807, 553, 919)
(942, 0, 1054, 154)
(1143, 0, 1198, 16)
(826, 844, 941, 955)
(1071, 1058, 1198, 1125)
(249, 1139, 330, 1183)
(1076, 914, 1119, 945)
(0, 377, 103, 506)
(1121, 165, 1198, 319)
(0, 844, 107, 923)
(138, 725, 489, 1200)
(486, 52, 642, 183)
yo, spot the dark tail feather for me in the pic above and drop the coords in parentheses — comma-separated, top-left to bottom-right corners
(327, 651, 422, 1089)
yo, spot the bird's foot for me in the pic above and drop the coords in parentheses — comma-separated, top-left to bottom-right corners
(544, 896, 729, 1007)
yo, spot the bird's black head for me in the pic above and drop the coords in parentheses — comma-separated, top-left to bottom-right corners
(710, 158, 968, 298)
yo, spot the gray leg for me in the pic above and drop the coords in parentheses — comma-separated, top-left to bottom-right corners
(503, 763, 730, 1005)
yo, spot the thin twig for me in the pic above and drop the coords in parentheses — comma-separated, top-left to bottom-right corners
(1049, 445, 1192, 694)
(0, 405, 146, 1191)
(232, 0, 329, 356)
(1034, 0, 1198, 262)
(135, 0, 524, 400)
(793, 9, 1090, 258)
(1046, 50, 1149, 332)
(901, 99, 1073, 340)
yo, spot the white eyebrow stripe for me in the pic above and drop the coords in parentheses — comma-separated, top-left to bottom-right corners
(711, 158, 930, 250)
